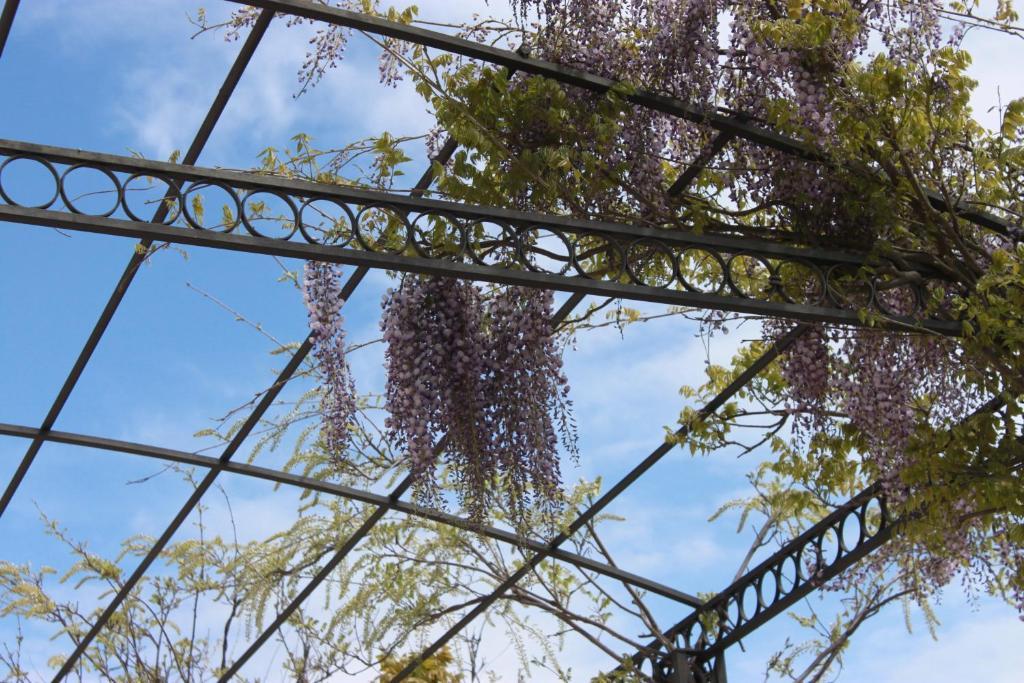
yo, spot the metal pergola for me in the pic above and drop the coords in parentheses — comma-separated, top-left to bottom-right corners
(0, 2, 1011, 681)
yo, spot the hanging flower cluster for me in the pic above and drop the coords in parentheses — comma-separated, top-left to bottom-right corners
(486, 286, 578, 521)
(305, 268, 576, 525)
(381, 276, 577, 526)
(381, 275, 492, 515)
(765, 319, 1013, 604)
(770, 322, 972, 489)
(303, 261, 359, 461)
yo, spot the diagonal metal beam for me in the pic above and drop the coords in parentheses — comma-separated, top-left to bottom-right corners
(691, 487, 891, 659)
(385, 324, 810, 682)
(0, 10, 276, 523)
(668, 132, 737, 197)
(225, 0, 815, 157)
(609, 397, 1012, 680)
(226, 0, 1021, 241)
(214, 80, 535, 678)
(0, 0, 19, 59)
(215, 291, 588, 681)
(609, 485, 892, 680)
(50, 266, 366, 682)
(98, 82, 475, 679)
(0, 421, 701, 607)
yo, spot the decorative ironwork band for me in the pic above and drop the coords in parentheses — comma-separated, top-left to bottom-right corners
(230, 0, 1019, 240)
(0, 139, 959, 332)
(642, 486, 892, 678)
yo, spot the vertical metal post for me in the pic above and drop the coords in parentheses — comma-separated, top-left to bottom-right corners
(665, 650, 694, 683)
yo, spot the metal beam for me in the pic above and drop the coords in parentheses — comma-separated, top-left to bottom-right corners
(224, 0, 816, 158)
(49, 266, 365, 682)
(698, 487, 891, 658)
(610, 485, 891, 680)
(214, 291, 587, 681)
(0, 0, 19, 59)
(0, 138, 869, 262)
(0, 421, 701, 608)
(617, 400, 1012, 679)
(669, 132, 737, 197)
(0, 11, 276, 524)
(385, 324, 809, 683)
(0, 141, 960, 332)
(225, 0, 1020, 240)
(608, 398, 1015, 679)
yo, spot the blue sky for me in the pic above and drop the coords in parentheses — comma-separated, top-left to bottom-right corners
(1, 1, 1023, 681)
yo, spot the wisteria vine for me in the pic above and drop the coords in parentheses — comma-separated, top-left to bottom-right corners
(380, 275, 492, 516)
(303, 261, 358, 461)
(225, 0, 1024, 619)
(381, 276, 577, 526)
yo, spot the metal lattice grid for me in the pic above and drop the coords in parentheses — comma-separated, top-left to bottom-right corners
(0, 2, 1010, 681)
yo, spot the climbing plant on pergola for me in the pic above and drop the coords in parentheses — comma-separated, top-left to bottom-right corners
(0, 1, 1020, 681)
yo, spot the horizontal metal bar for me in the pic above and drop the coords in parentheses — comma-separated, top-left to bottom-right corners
(0, 422, 701, 607)
(0, 139, 962, 330)
(0, 204, 959, 332)
(0, 137, 870, 263)
(225, 0, 1022, 242)
(0, 137, 961, 332)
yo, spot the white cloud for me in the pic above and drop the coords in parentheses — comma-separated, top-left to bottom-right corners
(962, 5, 1024, 131)
(840, 610, 1024, 683)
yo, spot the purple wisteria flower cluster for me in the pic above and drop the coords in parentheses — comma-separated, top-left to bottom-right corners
(304, 267, 576, 526)
(503, 0, 951, 243)
(381, 276, 577, 526)
(767, 319, 1006, 602)
(303, 261, 359, 462)
(485, 286, 578, 521)
(381, 275, 491, 516)
(224, 0, 402, 93)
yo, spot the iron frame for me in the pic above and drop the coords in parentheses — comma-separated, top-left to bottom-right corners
(0, 139, 962, 331)
(0, 1, 1010, 681)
